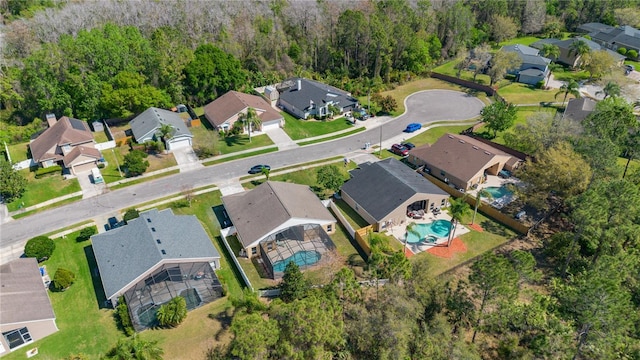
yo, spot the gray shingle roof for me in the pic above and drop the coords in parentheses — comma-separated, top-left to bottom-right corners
(0, 258, 56, 324)
(502, 44, 540, 56)
(577, 22, 615, 34)
(222, 181, 334, 248)
(340, 158, 448, 222)
(91, 208, 220, 300)
(129, 107, 192, 143)
(279, 78, 358, 112)
(563, 98, 597, 122)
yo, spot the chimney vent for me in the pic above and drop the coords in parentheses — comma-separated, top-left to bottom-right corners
(45, 113, 57, 127)
(297, 79, 302, 90)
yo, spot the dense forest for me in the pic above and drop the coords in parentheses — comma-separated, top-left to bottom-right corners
(1, 1, 640, 359)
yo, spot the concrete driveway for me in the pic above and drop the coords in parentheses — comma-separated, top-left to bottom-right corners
(172, 146, 203, 172)
(77, 170, 107, 199)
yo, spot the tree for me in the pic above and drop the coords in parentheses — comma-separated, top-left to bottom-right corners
(24, 236, 55, 262)
(229, 313, 279, 359)
(52, 267, 75, 291)
(471, 189, 492, 225)
(517, 141, 592, 209)
(503, 110, 579, 155)
(107, 334, 164, 360)
(445, 281, 476, 336)
(555, 79, 581, 106)
(540, 43, 560, 61)
(583, 50, 615, 79)
(77, 227, 97, 242)
(0, 160, 27, 202)
(158, 123, 173, 144)
(156, 296, 187, 327)
(316, 165, 344, 193)
(568, 39, 590, 68)
(99, 71, 172, 119)
(521, 0, 546, 35)
(614, 7, 640, 28)
(122, 150, 149, 177)
(468, 253, 519, 343)
(480, 101, 517, 138)
(582, 96, 638, 150)
(470, 44, 492, 81)
(488, 50, 522, 86)
(123, 208, 140, 224)
(377, 95, 397, 114)
(596, 81, 621, 99)
(404, 222, 420, 251)
(447, 197, 470, 247)
(490, 15, 519, 44)
(279, 261, 308, 302)
(237, 107, 260, 142)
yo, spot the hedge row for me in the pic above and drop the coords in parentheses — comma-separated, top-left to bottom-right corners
(35, 165, 62, 178)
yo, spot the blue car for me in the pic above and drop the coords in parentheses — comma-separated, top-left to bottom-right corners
(404, 123, 422, 133)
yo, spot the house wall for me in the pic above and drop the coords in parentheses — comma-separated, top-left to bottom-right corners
(341, 191, 379, 227)
(278, 98, 308, 119)
(518, 73, 545, 85)
(377, 193, 449, 231)
(411, 154, 510, 191)
(557, 47, 580, 67)
(0, 319, 58, 355)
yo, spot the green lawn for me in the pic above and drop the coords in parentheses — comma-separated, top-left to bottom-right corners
(100, 146, 127, 183)
(7, 170, 81, 211)
(433, 60, 494, 86)
(551, 67, 590, 82)
(625, 59, 640, 69)
(7, 141, 29, 163)
(498, 36, 542, 47)
(618, 156, 640, 175)
(476, 106, 559, 145)
(2, 229, 122, 360)
(413, 211, 516, 277)
(93, 130, 109, 143)
(405, 124, 472, 146)
(203, 148, 278, 166)
(298, 127, 365, 146)
(282, 111, 354, 140)
(333, 199, 370, 229)
(498, 82, 572, 104)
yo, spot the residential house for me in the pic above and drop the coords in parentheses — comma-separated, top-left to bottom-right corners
(501, 44, 551, 85)
(29, 114, 101, 174)
(0, 258, 58, 355)
(531, 37, 626, 68)
(222, 181, 336, 272)
(578, 22, 640, 54)
(563, 98, 597, 122)
(340, 158, 449, 231)
(91, 208, 222, 331)
(129, 107, 193, 151)
(203, 90, 284, 132)
(277, 78, 358, 119)
(407, 134, 524, 191)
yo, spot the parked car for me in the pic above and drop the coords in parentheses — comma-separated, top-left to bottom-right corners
(401, 142, 415, 150)
(249, 164, 271, 174)
(390, 144, 409, 156)
(404, 123, 422, 133)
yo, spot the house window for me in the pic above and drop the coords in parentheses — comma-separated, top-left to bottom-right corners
(327, 224, 332, 232)
(440, 170, 446, 176)
(3, 327, 32, 349)
(355, 204, 359, 211)
(251, 247, 257, 255)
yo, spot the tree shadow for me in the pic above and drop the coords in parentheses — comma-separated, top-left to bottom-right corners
(84, 244, 110, 309)
(209, 308, 233, 341)
(479, 219, 509, 237)
(224, 135, 248, 147)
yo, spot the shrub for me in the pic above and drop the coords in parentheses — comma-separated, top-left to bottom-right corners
(122, 149, 149, 177)
(156, 296, 187, 327)
(52, 267, 75, 291)
(77, 227, 97, 242)
(170, 199, 190, 208)
(35, 165, 62, 178)
(618, 47, 627, 55)
(116, 296, 135, 336)
(628, 49, 638, 59)
(24, 236, 55, 261)
(536, 80, 545, 89)
(123, 208, 140, 224)
(97, 162, 106, 169)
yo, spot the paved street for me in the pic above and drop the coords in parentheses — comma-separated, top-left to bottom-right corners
(0, 90, 484, 258)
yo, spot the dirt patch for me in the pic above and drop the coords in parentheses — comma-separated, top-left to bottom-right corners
(427, 238, 467, 258)
(467, 223, 484, 232)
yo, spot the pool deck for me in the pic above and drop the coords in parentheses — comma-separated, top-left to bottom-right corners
(386, 211, 470, 255)
(466, 175, 521, 209)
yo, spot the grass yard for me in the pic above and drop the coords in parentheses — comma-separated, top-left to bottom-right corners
(13, 195, 83, 219)
(433, 60, 494, 86)
(476, 106, 559, 145)
(413, 211, 516, 277)
(405, 124, 473, 146)
(100, 147, 127, 183)
(93, 130, 109, 143)
(618, 156, 640, 175)
(2, 229, 122, 360)
(552, 67, 590, 82)
(282, 111, 354, 140)
(217, 133, 274, 154)
(498, 36, 542, 47)
(498, 82, 572, 104)
(625, 59, 640, 69)
(333, 199, 370, 229)
(203, 148, 278, 166)
(6, 141, 29, 163)
(298, 127, 365, 146)
(7, 170, 81, 211)
(146, 152, 177, 172)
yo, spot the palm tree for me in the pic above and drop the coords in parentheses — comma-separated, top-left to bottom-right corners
(471, 189, 492, 225)
(447, 197, 470, 247)
(109, 334, 164, 360)
(238, 107, 261, 142)
(156, 296, 187, 327)
(261, 166, 270, 180)
(568, 39, 590, 68)
(158, 124, 173, 152)
(404, 221, 420, 253)
(596, 81, 621, 99)
(555, 80, 581, 106)
(540, 43, 560, 61)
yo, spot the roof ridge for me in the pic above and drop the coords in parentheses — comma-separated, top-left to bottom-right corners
(267, 181, 293, 219)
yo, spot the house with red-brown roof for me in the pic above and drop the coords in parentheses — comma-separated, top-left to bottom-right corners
(408, 134, 524, 191)
(203, 91, 284, 132)
(29, 114, 101, 174)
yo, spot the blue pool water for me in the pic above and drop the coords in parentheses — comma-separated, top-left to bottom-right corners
(406, 220, 452, 244)
(484, 185, 514, 199)
(272, 250, 321, 273)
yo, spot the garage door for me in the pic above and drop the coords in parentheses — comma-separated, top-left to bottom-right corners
(261, 121, 281, 132)
(72, 162, 97, 175)
(168, 138, 192, 150)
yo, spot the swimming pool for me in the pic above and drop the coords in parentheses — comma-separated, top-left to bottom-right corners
(406, 220, 452, 244)
(179, 288, 202, 310)
(484, 185, 514, 199)
(272, 250, 321, 273)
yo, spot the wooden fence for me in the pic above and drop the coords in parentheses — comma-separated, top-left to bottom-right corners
(417, 170, 530, 235)
(354, 226, 374, 256)
(430, 72, 507, 103)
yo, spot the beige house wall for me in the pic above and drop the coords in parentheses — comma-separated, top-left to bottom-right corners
(0, 319, 58, 355)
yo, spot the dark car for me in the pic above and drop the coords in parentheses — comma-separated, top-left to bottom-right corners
(390, 144, 409, 156)
(107, 217, 121, 231)
(401, 142, 415, 150)
(404, 123, 422, 133)
(249, 165, 271, 174)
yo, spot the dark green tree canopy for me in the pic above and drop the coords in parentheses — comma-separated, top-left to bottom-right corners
(24, 235, 55, 262)
(481, 101, 517, 138)
(0, 160, 27, 203)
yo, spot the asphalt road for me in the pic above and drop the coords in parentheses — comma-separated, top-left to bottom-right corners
(0, 90, 484, 249)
